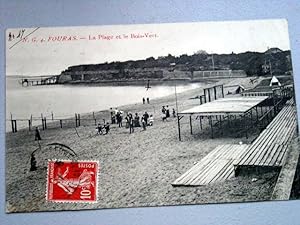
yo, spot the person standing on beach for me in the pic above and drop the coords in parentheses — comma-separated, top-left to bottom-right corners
(125, 113, 129, 128)
(166, 105, 170, 118)
(141, 115, 147, 130)
(147, 97, 150, 104)
(116, 111, 123, 127)
(110, 108, 114, 124)
(104, 122, 110, 135)
(134, 113, 140, 127)
(30, 153, 37, 171)
(143, 112, 149, 126)
(35, 126, 42, 141)
(129, 113, 134, 133)
(143, 97, 145, 104)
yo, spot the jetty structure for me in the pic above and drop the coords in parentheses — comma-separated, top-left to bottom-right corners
(20, 75, 59, 86)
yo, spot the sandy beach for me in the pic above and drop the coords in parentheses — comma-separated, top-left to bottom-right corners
(6, 77, 279, 213)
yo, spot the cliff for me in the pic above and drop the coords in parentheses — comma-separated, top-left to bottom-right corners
(57, 49, 292, 84)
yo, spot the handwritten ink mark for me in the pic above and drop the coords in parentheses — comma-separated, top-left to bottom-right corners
(9, 27, 40, 50)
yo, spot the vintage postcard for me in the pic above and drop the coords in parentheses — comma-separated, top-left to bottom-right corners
(5, 19, 300, 213)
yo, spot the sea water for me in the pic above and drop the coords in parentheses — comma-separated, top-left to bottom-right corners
(6, 77, 203, 131)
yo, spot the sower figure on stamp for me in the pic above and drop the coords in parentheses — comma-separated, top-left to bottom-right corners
(35, 126, 42, 141)
(53, 167, 95, 195)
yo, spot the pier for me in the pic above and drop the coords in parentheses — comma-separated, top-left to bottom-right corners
(20, 75, 59, 86)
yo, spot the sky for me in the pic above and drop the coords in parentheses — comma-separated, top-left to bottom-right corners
(6, 19, 290, 76)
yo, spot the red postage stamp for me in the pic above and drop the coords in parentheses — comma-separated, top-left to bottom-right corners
(46, 160, 98, 203)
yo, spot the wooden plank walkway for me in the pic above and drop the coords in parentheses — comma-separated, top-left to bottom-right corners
(172, 144, 249, 186)
(235, 99, 297, 170)
(271, 137, 300, 200)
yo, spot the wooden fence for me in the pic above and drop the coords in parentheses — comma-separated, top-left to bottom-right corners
(8, 111, 104, 133)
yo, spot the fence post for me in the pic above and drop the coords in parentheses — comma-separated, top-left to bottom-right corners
(78, 114, 80, 126)
(221, 84, 224, 98)
(11, 120, 14, 133)
(14, 120, 17, 132)
(28, 120, 31, 131)
(42, 118, 45, 130)
(11, 120, 17, 133)
(214, 86, 217, 100)
(75, 113, 77, 127)
(208, 89, 211, 102)
(44, 117, 47, 129)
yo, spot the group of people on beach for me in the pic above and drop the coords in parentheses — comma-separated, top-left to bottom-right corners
(96, 122, 110, 135)
(125, 112, 154, 133)
(161, 105, 176, 121)
(110, 107, 123, 127)
(96, 108, 154, 135)
(142, 97, 150, 104)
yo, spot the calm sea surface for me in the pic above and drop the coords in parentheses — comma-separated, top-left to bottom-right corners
(6, 77, 203, 131)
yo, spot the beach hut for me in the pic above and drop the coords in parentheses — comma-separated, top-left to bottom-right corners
(269, 76, 281, 87)
(235, 85, 246, 94)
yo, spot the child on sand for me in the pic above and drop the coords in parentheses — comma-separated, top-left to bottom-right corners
(97, 123, 103, 135)
(172, 108, 176, 117)
(149, 115, 154, 126)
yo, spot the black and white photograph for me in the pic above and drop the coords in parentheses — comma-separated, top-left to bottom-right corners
(5, 19, 300, 213)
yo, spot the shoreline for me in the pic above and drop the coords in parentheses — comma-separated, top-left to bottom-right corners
(59, 76, 248, 86)
(5, 79, 215, 133)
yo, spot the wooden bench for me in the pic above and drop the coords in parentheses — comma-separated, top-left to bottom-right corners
(172, 144, 249, 186)
(234, 99, 297, 175)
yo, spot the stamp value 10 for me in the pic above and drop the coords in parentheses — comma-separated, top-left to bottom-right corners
(47, 160, 98, 203)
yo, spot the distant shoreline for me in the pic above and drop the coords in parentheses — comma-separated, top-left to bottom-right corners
(60, 78, 217, 87)
(7, 75, 237, 87)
